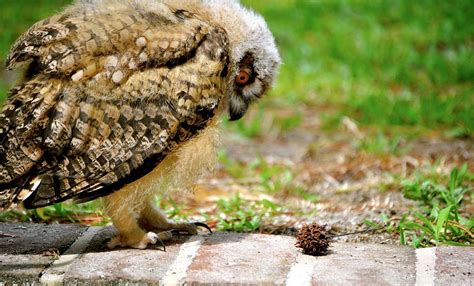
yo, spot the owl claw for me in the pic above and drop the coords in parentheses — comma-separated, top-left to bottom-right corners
(193, 222, 213, 234)
(170, 222, 213, 236)
(155, 235, 166, 252)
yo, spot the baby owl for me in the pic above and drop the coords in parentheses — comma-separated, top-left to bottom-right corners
(0, 0, 280, 249)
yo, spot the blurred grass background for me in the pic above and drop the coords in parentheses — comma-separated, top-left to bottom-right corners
(1, 0, 473, 136)
(251, 0, 473, 136)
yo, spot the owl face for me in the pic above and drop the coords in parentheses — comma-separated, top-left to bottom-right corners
(207, 0, 280, 121)
(228, 37, 280, 121)
(229, 47, 279, 121)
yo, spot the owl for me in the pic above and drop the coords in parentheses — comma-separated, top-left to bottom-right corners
(0, 0, 280, 249)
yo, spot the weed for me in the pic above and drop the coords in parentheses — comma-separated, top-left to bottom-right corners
(217, 150, 247, 179)
(248, 157, 294, 194)
(215, 193, 283, 232)
(224, 107, 266, 138)
(219, 152, 316, 202)
(155, 196, 189, 220)
(0, 201, 107, 226)
(380, 165, 473, 247)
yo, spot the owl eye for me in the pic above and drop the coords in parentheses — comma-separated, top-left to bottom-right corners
(235, 71, 250, 85)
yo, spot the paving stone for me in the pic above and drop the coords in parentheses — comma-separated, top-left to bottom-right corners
(63, 226, 190, 284)
(0, 223, 87, 255)
(435, 246, 473, 285)
(0, 223, 472, 285)
(0, 223, 86, 283)
(186, 232, 297, 285)
(311, 243, 416, 285)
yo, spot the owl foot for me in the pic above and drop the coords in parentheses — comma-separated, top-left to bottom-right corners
(152, 222, 213, 242)
(107, 231, 165, 250)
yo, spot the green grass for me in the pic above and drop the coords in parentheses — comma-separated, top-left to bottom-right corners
(218, 151, 314, 201)
(399, 165, 473, 247)
(223, 105, 304, 139)
(0, 0, 71, 60)
(367, 164, 473, 247)
(0, 200, 107, 225)
(215, 193, 284, 232)
(245, 0, 474, 136)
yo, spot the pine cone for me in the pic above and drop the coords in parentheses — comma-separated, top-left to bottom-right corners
(295, 223, 330, 256)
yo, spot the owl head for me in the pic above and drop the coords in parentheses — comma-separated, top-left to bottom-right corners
(201, 0, 281, 120)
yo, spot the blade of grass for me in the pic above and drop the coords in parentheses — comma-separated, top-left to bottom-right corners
(435, 205, 452, 241)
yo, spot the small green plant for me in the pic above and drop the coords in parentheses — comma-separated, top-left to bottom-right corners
(249, 157, 294, 194)
(156, 196, 189, 220)
(216, 193, 283, 232)
(0, 201, 107, 226)
(219, 153, 317, 203)
(397, 164, 473, 247)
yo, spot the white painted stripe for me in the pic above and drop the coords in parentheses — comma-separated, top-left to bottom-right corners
(161, 235, 205, 286)
(40, 226, 101, 285)
(285, 252, 317, 286)
(416, 247, 437, 286)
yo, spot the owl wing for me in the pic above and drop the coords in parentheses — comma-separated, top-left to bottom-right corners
(6, 3, 208, 77)
(0, 4, 230, 209)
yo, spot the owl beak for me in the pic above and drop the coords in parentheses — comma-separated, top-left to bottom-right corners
(229, 107, 247, 121)
(228, 98, 249, 121)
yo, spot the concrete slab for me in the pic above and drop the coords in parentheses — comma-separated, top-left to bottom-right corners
(63, 226, 192, 284)
(0, 222, 86, 283)
(311, 243, 416, 285)
(0, 223, 87, 255)
(186, 232, 297, 285)
(435, 246, 473, 285)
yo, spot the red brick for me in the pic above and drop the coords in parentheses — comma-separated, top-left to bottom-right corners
(63, 227, 188, 284)
(186, 232, 297, 285)
(435, 246, 473, 285)
(311, 243, 416, 285)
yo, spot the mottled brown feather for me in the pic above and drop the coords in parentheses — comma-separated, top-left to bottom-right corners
(0, 4, 230, 209)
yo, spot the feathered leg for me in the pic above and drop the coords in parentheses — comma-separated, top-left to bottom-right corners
(138, 199, 212, 236)
(103, 191, 160, 249)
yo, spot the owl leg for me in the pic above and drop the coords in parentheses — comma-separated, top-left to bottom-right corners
(103, 192, 165, 249)
(138, 199, 212, 237)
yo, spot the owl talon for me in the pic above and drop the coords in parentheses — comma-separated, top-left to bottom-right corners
(193, 222, 213, 234)
(170, 222, 213, 235)
(155, 236, 166, 252)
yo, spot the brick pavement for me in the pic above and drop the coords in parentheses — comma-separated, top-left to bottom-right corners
(0, 223, 472, 285)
